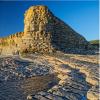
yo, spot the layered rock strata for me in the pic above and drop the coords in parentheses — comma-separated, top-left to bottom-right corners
(0, 5, 92, 55)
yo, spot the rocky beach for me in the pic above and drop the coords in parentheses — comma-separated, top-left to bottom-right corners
(0, 53, 99, 100)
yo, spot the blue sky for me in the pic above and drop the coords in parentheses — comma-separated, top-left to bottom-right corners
(0, 1, 99, 41)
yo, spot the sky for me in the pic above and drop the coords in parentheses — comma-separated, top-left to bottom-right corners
(0, 1, 99, 41)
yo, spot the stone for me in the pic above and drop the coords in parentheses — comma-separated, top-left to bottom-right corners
(27, 95, 32, 100)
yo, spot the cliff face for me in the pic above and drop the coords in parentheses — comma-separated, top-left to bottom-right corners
(0, 5, 91, 55)
(0, 32, 24, 55)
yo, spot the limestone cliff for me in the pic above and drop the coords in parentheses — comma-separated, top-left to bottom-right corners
(0, 5, 92, 55)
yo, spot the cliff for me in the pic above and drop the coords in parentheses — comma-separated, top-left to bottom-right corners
(0, 5, 92, 55)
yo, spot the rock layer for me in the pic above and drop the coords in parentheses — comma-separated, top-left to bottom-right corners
(0, 5, 92, 55)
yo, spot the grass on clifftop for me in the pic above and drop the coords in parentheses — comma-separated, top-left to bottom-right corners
(89, 40, 99, 50)
(89, 40, 99, 45)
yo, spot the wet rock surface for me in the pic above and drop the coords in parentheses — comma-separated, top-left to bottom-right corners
(0, 53, 99, 100)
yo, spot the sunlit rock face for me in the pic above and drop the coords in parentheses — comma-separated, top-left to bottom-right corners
(0, 5, 92, 55)
(23, 5, 55, 53)
(0, 32, 24, 55)
(23, 5, 90, 53)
